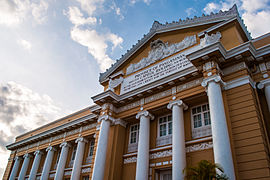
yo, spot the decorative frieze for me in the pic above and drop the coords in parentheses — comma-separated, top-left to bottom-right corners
(186, 142, 213, 153)
(177, 78, 203, 92)
(124, 142, 213, 164)
(145, 89, 171, 104)
(150, 150, 172, 159)
(118, 100, 141, 112)
(81, 167, 91, 173)
(222, 62, 247, 75)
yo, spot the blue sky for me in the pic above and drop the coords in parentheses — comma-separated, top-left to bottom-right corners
(0, 0, 270, 177)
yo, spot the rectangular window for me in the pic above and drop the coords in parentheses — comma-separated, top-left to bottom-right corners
(88, 140, 95, 157)
(156, 114, 172, 147)
(191, 103, 212, 138)
(158, 115, 172, 137)
(71, 145, 77, 161)
(129, 124, 139, 144)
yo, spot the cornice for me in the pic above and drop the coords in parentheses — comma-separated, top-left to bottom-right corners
(6, 113, 97, 150)
(99, 5, 241, 83)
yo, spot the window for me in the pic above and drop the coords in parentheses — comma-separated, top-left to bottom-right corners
(86, 139, 95, 164)
(156, 114, 172, 146)
(82, 176, 89, 180)
(191, 104, 212, 138)
(71, 145, 77, 160)
(158, 115, 172, 137)
(128, 124, 139, 152)
(88, 140, 95, 157)
(129, 124, 139, 144)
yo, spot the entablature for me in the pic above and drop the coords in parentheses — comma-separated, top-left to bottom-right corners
(6, 113, 98, 151)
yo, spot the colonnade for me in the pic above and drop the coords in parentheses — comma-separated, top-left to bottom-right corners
(9, 137, 90, 180)
(91, 74, 236, 180)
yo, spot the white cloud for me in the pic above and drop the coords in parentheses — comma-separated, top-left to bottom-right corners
(203, 0, 270, 38)
(75, 0, 104, 16)
(110, 1, 124, 20)
(186, 7, 197, 16)
(0, 0, 49, 26)
(65, 6, 97, 27)
(31, 0, 48, 24)
(70, 27, 123, 72)
(130, 0, 151, 5)
(17, 39, 32, 50)
(65, 2, 123, 72)
(0, 81, 65, 179)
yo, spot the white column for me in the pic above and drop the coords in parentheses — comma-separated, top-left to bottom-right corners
(135, 110, 154, 180)
(258, 78, 270, 112)
(18, 153, 32, 180)
(92, 115, 113, 180)
(202, 75, 236, 179)
(71, 137, 88, 180)
(41, 146, 56, 180)
(167, 99, 187, 180)
(29, 150, 43, 180)
(9, 156, 22, 180)
(54, 142, 71, 180)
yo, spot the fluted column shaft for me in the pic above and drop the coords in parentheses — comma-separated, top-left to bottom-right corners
(71, 137, 88, 180)
(29, 150, 43, 180)
(92, 115, 113, 180)
(9, 156, 22, 180)
(54, 142, 70, 180)
(168, 99, 187, 180)
(135, 111, 154, 180)
(202, 75, 235, 179)
(18, 154, 32, 180)
(41, 146, 56, 180)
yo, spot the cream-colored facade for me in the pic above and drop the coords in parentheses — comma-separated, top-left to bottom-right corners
(4, 5, 270, 180)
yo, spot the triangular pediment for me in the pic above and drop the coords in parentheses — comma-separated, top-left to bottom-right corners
(99, 5, 250, 87)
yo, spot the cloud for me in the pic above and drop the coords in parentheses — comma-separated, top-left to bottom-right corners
(0, 0, 49, 26)
(65, 1, 123, 72)
(70, 27, 123, 71)
(203, 0, 270, 38)
(110, 1, 124, 20)
(130, 0, 151, 5)
(65, 6, 97, 27)
(17, 39, 32, 50)
(30, 0, 49, 24)
(75, 0, 104, 16)
(186, 7, 197, 16)
(0, 81, 65, 178)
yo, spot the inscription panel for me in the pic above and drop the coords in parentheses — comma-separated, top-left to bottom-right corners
(120, 53, 193, 94)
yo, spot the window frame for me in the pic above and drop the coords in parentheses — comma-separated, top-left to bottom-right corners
(129, 123, 139, 145)
(88, 139, 95, 157)
(157, 114, 172, 138)
(191, 103, 212, 138)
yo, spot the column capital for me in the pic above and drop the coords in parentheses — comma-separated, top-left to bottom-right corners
(75, 137, 88, 144)
(14, 156, 23, 161)
(98, 115, 115, 124)
(114, 118, 127, 128)
(167, 99, 188, 110)
(34, 150, 44, 156)
(46, 146, 56, 152)
(60, 141, 71, 148)
(201, 74, 226, 88)
(23, 153, 33, 159)
(136, 110, 154, 120)
(257, 78, 270, 89)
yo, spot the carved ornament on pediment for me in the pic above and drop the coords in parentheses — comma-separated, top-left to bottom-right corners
(126, 35, 197, 75)
(108, 76, 124, 91)
(200, 32, 222, 47)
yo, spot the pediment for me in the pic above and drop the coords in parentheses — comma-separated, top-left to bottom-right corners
(99, 5, 250, 85)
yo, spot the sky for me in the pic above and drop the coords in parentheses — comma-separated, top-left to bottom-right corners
(0, 0, 270, 177)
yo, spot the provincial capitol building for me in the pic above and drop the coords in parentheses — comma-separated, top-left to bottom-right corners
(3, 5, 270, 180)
